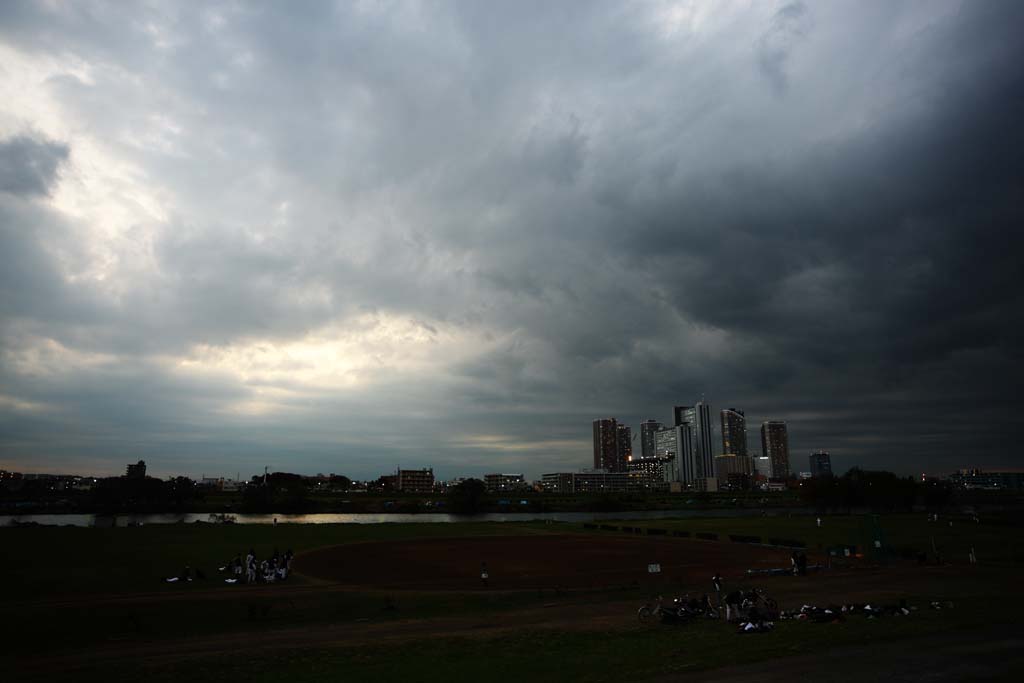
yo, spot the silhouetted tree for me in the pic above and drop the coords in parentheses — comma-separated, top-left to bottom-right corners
(90, 476, 200, 513)
(241, 482, 273, 512)
(329, 474, 352, 490)
(448, 478, 487, 514)
(800, 468, 917, 513)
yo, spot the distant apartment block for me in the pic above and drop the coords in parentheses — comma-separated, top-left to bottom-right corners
(592, 418, 621, 472)
(658, 401, 714, 485)
(627, 455, 668, 481)
(656, 422, 701, 485)
(809, 450, 832, 477)
(753, 455, 772, 479)
(720, 408, 748, 457)
(639, 419, 663, 459)
(948, 469, 1024, 491)
(540, 469, 660, 494)
(540, 472, 574, 494)
(678, 402, 715, 480)
(574, 470, 633, 493)
(761, 421, 790, 479)
(125, 460, 146, 479)
(396, 468, 434, 493)
(199, 477, 244, 491)
(484, 473, 526, 493)
(714, 454, 754, 489)
(616, 423, 633, 466)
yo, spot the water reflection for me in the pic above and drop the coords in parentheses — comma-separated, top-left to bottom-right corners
(2, 508, 804, 528)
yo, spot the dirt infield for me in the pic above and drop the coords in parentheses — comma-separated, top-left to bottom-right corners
(295, 534, 795, 590)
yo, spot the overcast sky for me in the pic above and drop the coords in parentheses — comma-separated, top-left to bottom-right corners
(1, 1, 1021, 480)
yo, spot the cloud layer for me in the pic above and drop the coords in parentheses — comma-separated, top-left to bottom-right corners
(1, 1, 1021, 479)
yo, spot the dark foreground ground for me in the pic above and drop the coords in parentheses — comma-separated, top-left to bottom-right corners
(296, 534, 794, 589)
(2, 515, 1022, 681)
(675, 628, 1024, 682)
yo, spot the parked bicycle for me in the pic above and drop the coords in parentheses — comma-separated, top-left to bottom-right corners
(638, 594, 720, 625)
(724, 586, 779, 622)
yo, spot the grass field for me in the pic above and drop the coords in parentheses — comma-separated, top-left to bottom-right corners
(0, 520, 561, 597)
(597, 512, 1024, 565)
(71, 606, 1018, 683)
(3, 513, 1022, 681)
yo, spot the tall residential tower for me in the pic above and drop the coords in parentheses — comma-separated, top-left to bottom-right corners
(761, 421, 790, 480)
(675, 402, 715, 481)
(809, 450, 832, 477)
(616, 423, 633, 467)
(720, 408, 748, 456)
(592, 418, 620, 471)
(639, 419, 662, 459)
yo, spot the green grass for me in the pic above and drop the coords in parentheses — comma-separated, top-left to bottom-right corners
(2, 580, 634, 658)
(596, 513, 1024, 565)
(68, 597, 1009, 683)
(0, 520, 564, 598)
(3, 513, 1019, 600)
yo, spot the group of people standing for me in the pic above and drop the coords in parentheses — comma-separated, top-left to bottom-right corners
(221, 548, 294, 584)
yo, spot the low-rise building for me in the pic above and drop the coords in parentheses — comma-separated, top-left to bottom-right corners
(627, 456, 670, 492)
(714, 454, 753, 490)
(541, 472, 574, 494)
(396, 468, 434, 493)
(483, 473, 527, 493)
(753, 455, 772, 479)
(540, 469, 661, 494)
(948, 469, 1024, 491)
(199, 477, 244, 491)
(572, 470, 633, 493)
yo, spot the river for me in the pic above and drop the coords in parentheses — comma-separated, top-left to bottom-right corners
(1, 508, 807, 527)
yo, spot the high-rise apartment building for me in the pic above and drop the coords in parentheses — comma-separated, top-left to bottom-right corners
(656, 424, 696, 483)
(672, 405, 688, 427)
(720, 408, 748, 457)
(639, 419, 662, 459)
(761, 421, 790, 479)
(616, 423, 632, 469)
(679, 402, 715, 480)
(809, 451, 832, 477)
(660, 401, 714, 485)
(593, 418, 620, 472)
(125, 460, 146, 479)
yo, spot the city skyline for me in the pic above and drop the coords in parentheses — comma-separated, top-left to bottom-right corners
(1, 2, 1022, 481)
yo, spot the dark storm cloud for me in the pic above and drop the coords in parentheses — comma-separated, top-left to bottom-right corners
(0, 1, 1021, 478)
